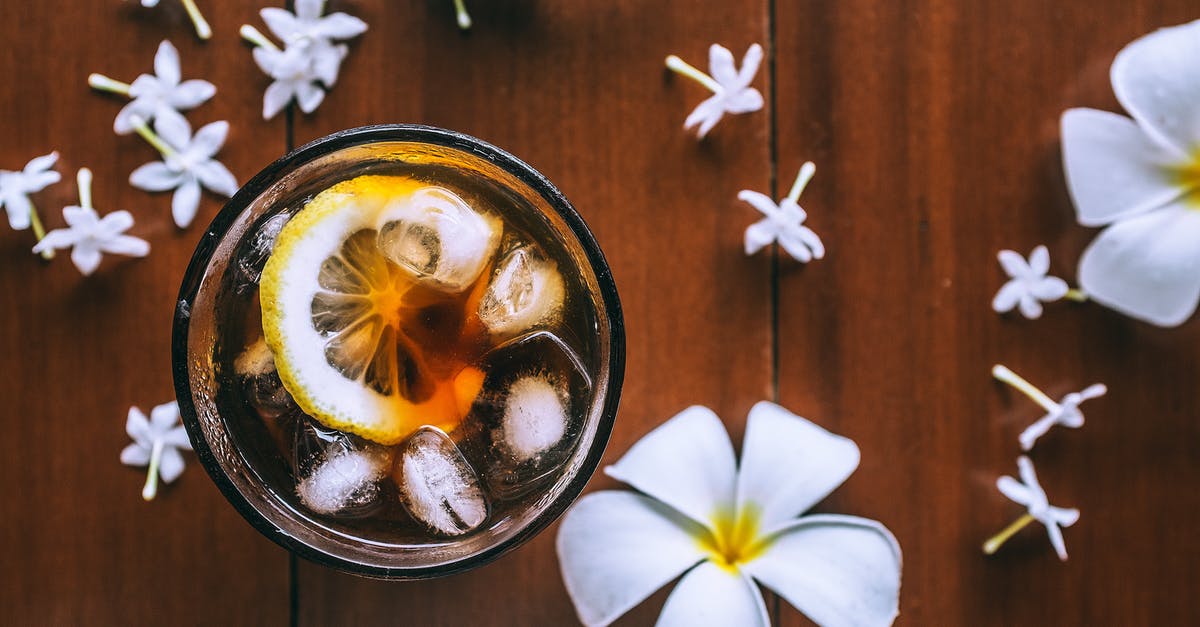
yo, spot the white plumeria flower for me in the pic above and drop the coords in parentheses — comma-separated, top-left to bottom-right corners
(135, 0, 211, 40)
(991, 365, 1106, 452)
(241, 0, 366, 119)
(121, 401, 193, 501)
(88, 40, 216, 136)
(984, 456, 1080, 561)
(128, 114, 238, 228)
(739, 161, 825, 263)
(32, 168, 149, 275)
(557, 402, 902, 627)
(1, 152, 60, 257)
(665, 43, 764, 138)
(992, 246, 1082, 319)
(1061, 19, 1200, 327)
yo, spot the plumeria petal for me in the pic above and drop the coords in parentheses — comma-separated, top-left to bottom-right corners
(70, 242, 103, 275)
(168, 79, 217, 109)
(295, 81, 326, 114)
(159, 446, 186, 483)
(190, 120, 229, 158)
(655, 563, 769, 627)
(557, 491, 708, 627)
(1078, 200, 1200, 327)
(314, 13, 368, 40)
(172, 177, 202, 228)
(605, 406, 737, 531)
(130, 161, 185, 191)
(154, 40, 181, 86)
(1110, 19, 1200, 156)
(263, 80, 295, 120)
(736, 402, 861, 533)
(708, 44, 738, 86)
(1061, 108, 1183, 226)
(992, 280, 1025, 313)
(193, 160, 239, 197)
(742, 514, 902, 627)
(120, 442, 150, 466)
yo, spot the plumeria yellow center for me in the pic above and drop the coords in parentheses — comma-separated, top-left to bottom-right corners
(695, 504, 770, 572)
(1170, 153, 1200, 206)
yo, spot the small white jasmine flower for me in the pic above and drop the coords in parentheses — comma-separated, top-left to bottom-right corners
(452, 0, 472, 29)
(128, 114, 238, 228)
(992, 246, 1083, 319)
(665, 43, 764, 138)
(1061, 19, 1200, 327)
(557, 402, 902, 627)
(738, 162, 825, 263)
(121, 401, 192, 501)
(33, 168, 150, 275)
(241, 0, 367, 119)
(1, 151, 60, 236)
(992, 365, 1106, 451)
(985, 456, 1080, 561)
(89, 40, 216, 136)
(134, 0, 211, 40)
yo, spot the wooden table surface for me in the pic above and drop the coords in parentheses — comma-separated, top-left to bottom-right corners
(4, 1, 1200, 625)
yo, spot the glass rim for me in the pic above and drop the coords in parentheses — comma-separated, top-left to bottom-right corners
(171, 124, 626, 579)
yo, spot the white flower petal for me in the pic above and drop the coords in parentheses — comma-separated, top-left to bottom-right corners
(102, 235, 150, 258)
(154, 111, 192, 151)
(737, 44, 764, 88)
(294, 0, 323, 21)
(1017, 294, 1044, 319)
(1110, 19, 1200, 155)
(1032, 276, 1070, 301)
(70, 242, 103, 275)
(261, 7, 301, 41)
(655, 562, 769, 627)
(24, 170, 61, 192)
(1045, 518, 1069, 561)
(315, 13, 368, 40)
(996, 475, 1032, 505)
(605, 406, 737, 531)
(736, 401, 860, 533)
(313, 43, 348, 86)
(62, 205, 97, 228)
(4, 193, 32, 229)
(96, 210, 134, 237)
(32, 228, 78, 254)
(1078, 200, 1200, 327)
(162, 425, 193, 450)
(743, 514, 902, 627)
(1028, 245, 1050, 275)
(724, 87, 764, 114)
(253, 46, 282, 76)
(172, 177, 202, 228)
(997, 249, 1030, 278)
(1061, 108, 1183, 227)
(795, 225, 825, 259)
(121, 442, 150, 466)
(744, 219, 776, 255)
(130, 161, 184, 192)
(158, 446, 186, 483)
(154, 40, 181, 86)
(114, 101, 146, 135)
(777, 230, 815, 263)
(737, 189, 780, 218)
(295, 81, 326, 113)
(684, 96, 723, 138)
(708, 44, 738, 86)
(168, 80, 216, 109)
(991, 280, 1024, 313)
(263, 80, 295, 120)
(557, 491, 707, 627)
(194, 159, 238, 197)
(126, 407, 152, 444)
(24, 151, 59, 175)
(190, 120, 229, 158)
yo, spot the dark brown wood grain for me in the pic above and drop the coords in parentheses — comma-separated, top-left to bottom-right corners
(0, 1, 289, 625)
(5, 0, 1200, 625)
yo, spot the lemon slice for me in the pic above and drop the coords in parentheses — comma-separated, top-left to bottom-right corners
(260, 175, 490, 445)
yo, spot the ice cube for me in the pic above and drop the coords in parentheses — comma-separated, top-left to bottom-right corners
(470, 331, 593, 499)
(236, 211, 292, 290)
(393, 426, 488, 536)
(499, 375, 568, 462)
(296, 442, 395, 516)
(477, 245, 565, 337)
(375, 186, 499, 292)
(234, 337, 296, 419)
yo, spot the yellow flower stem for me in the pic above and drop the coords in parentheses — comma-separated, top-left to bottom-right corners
(665, 55, 721, 93)
(453, 0, 472, 29)
(141, 439, 164, 501)
(1064, 288, 1088, 303)
(991, 364, 1058, 413)
(130, 116, 177, 158)
(239, 25, 280, 52)
(982, 512, 1035, 555)
(88, 73, 132, 95)
(29, 201, 53, 259)
(180, 0, 212, 40)
(786, 162, 817, 204)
